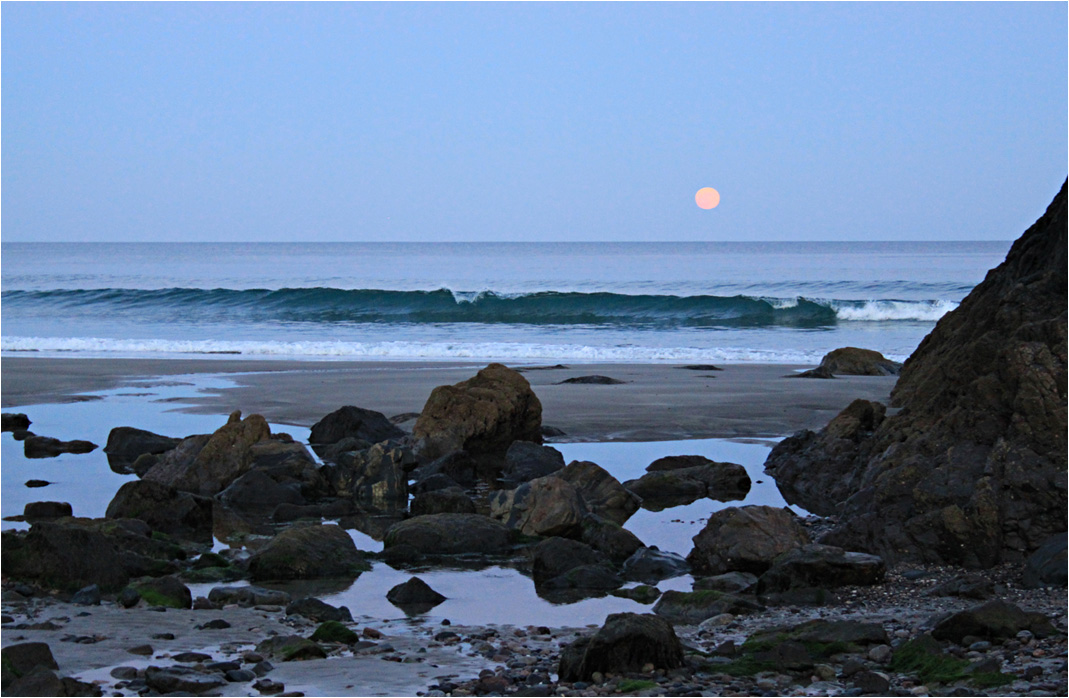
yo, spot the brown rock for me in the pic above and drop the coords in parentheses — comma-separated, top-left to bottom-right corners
(818, 347, 902, 376)
(687, 505, 810, 575)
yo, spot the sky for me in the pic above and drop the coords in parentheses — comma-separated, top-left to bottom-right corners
(2, 1, 1066, 243)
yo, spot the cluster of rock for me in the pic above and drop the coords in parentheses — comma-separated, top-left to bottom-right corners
(1, 412, 98, 459)
(765, 181, 1068, 569)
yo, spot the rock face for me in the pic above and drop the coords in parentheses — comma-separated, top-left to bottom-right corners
(413, 363, 542, 460)
(558, 613, 685, 682)
(818, 347, 902, 376)
(687, 506, 810, 576)
(765, 182, 1068, 567)
(144, 412, 271, 496)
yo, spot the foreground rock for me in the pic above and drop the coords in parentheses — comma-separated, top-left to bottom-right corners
(1, 413, 31, 431)
(756, 543, 886, 594)
(687, 505, 809, 576)
(103, 427, 181, 472)
(817, 346, 902, 376)
(247, 524, 369, 581)
(105, 480, 214, 545)
(308, 405, 404, 452)
(558, 613, 685, 682)
(766, 182, 1068, 567)
(413, 363, 542, 460)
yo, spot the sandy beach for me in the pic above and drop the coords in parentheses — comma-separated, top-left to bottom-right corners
(1, 357, 897, 442)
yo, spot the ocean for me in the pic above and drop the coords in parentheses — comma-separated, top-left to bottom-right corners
(1, 241, 1010, 364)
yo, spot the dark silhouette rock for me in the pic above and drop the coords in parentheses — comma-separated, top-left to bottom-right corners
(1, 642, 58, 684)
(652, 589, 763, 624)
(133, 576, 192, 609)
(285, 597, 353, 623)
(383, 513, 511, 556)
(410, 450, 479, 487)
(71, 584, 102, 606)
(409, 487, 476, 516)
(646, 454, 715, 472)
(555, 375, 626, 385)
(756, 543, 886, 593)
(530, 537, 613, 586)
(687, 505, 809, 576)
(788, 365, 836, 379)
(207, 586, 291, 608)
(23, 501, 72, 519)
(23, 435, 97, 459)
(623, 462, 750, 511)
(1021, 533, 1067, 588)
(818, 347, 902, 376)
(765, 182, 1068, 567)
(579, 513, 644, 563)
(556, 460, 640, 526)
(321, 442, 408, 511)
(219, 469, 304, 514)
(558, 613, 684, 682)
(1, 413, 31, 431)
(255, 636, 326, 661)
(621, 547, 690, 584)
(308, 405, 404, 450)
(386, 577, 447, 612)
(145, 665, 226, 693)
(247, 524, 369, 581)
(931, 599, 1057, 642)
(502, 441, 565, 484)
(104, 427, 181, 472)
(414, 363, 542, 460)
(106, 479, 214, 544)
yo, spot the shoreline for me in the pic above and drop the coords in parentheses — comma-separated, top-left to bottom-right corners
(1, 357, 898, 442)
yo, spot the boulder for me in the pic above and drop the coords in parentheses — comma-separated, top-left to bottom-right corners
(319, 437, 372, 465)
(1021, 533, 1067, 588)
(579, 513, 644, 563)
(207, 586, 292, 608)
(409, 487, 476, 516)
(1, 413, 31, 431)
(530, 537, 614, 586)
(646, 454, 716, 472)
(926, 574, 998, 600)
(1, 643, 58, 687)
(818, 347, 902, 376)
(540, 564, 622, 591)
(106, 480, 214, 544)
(23, 502, 73, 519)
(621, 547, 690, 584)
(383, 513, 512, 556)
(310, 621, 359, 644)
(308, 405, 404, 451)
(413, 363, 542, 460)
(623, 462, 751, 510)
(218, 469, 305, 515)
(931, 600, 1057, 643)
(23, 435, 97, 459)
(757, 544, 886, 593)
(489, 476, 587, 538)
(693, 571, 759, 595)
(247, 524, 369, 581)
(556, 460, 640, 526)
(409, 472, 464, 495)
(765, 183, 1068, 567)
(133, 576, 192, 609)
(144, 666, 225, 694)
(286, 597, 353, 623)
(71, 584, 102, 606)
(104, 427, 181, 472)
(558, 613, 685, 682)
(386, 577, 447, 613)
(556, 375, 626, 385)
(254, 636, 327, 661)
(687, 506, 810, 576)
(409, 450, 479, 487)
(321, 442, 408, 511)
(653, 589, 763, 624)
(143, 412, 271, 496)
(502, 441, 565, 484)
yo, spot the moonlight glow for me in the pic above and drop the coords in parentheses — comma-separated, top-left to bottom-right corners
(695, 187, 720, 209)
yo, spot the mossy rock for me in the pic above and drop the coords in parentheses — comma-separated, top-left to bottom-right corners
(132, 576, 192, 609)
(255, 635, 327, 661)
(310, 621, 359, 644)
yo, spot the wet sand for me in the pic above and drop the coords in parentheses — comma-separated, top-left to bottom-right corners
(1, 357, 898, 441)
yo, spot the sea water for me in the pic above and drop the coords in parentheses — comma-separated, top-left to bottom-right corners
(1, 241, 1009, 364)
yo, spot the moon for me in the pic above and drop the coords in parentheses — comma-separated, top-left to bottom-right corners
(695, 187, 720, 210)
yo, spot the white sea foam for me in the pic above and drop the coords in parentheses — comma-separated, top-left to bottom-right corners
(1, 335, 851, 364)
(832, 299, 958, 322)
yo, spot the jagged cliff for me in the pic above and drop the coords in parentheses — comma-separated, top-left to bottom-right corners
(765, 181, 1067, 567)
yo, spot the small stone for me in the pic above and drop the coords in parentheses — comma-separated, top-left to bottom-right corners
(151, 633, 175, 640)
(110, 667, 139, 680)
(868, 644, 892, 663)
(363, 627, 383, 639)
(119, 588, 141, 608)
(252, 660, 275, 676)
(253, 678, 286, 694)
(227, 669, 257, 682)
(127, 644, 153, 656)
(813, 664, 837, 681)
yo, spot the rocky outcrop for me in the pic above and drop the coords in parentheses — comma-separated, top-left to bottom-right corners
(308, 405, 404, 452)
(413, 363, 542, 460)
(106, 480, 214, 544)
(765, 182, 1068, 567)
(558, 613, 685, 682)
(817, 347, 902, 376)
(687, 506, 810, 576)
(321, 442, 408, 511)
(143, 412, 271, 496)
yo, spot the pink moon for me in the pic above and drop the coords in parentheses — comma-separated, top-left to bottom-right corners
(695, 187, 720, 210)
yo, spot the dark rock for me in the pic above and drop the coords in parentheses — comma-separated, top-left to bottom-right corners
(390, 411, 421, 425)
(555, 375, 626, 385)
(172, 651, 212, 663)
(105, 479, 214, 545)
(819, 347, 902, 376)
(558, 613, 685, 682)
(623, 462, 750, 510)
(23, 501, 73, 519)
(611, 585, 662, 604)
(414, 363, 543, 460)
(255, 635, 327, 661)
(409, 472, 463, 494)
(386, 577, 447, 612)
(196, 619, 232, 630)
(502, 441, 566, 484)
(133, 576, 192, 609)
(285, 597, 353, 623)
(677, 364, 722, 371)
(788, 365, 837, 379)
(530, 537, 612, 586)
(118, 587, 141, 608)
(541, 564, 622, 591)
(687, 505, 810, 576)
(71, 584, 101, 606)
(757, 544, 886, 593)
(110, 667, 139, 680)
(693, 571, 759, 595)
(769, 619, 890, 646)
(931, 600, 1057, 642)
(103, 427, 181, 472)
(383, 513, 512, 556)
(621, 547, 690, 584)
(852, 669, 891, 694)
(318, 436, 372, 465)
(652, 589, 763, 624)
(927, 574, 998, 599)
(24, 480, 51, 488)
(1, 413, 31, 431)
(489, 475, 587, 538)
(579, 513, 644, 563)
(1021, 533, 1067, 588)
(556, 460, 640, 526)
(127, 644, 153, 656)
(410, 450, 480, 488)
(410, 487, 476, 516)
(766, 184, 1068, 567)
(4, 669, 67, 697)
(271, 499, 358, 523)
(310, 621, 359, 643)
(23, 435, 98, 459)
(646, 454, 715, 472)
(322, 443, 412, 511)
(219, 469, 305, 515)
(247, 524, 369, 581)
(308, 405, 404, 449)
(12, 429, 34, 441)
(541, 425, 567, 438)
(1, 642, 59, 684)
(145, 665, 225, 693)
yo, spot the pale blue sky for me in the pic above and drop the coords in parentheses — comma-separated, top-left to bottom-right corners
(2, 1, 1066, 242)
